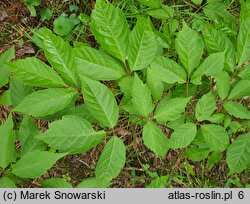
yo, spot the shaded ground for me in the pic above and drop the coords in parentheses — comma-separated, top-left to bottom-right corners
(0, 0, 250, 188)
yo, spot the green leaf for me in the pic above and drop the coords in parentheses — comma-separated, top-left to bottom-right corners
(71, 13, 86, 25)
(148, 5, 174, 19)
(120, 97, 139, 115)
(150, 56, 187, 84)
(137, 0, 162, 8)
(203, 2, 237, 36)
(167, 115, 185, 130)
(224, 115, 232, 129)
(78, 13, 90, 24)
(0, 47, 14, 88)
(185, 147, 209, 162)
(161, 5, 174, 18)
(203, 2, 233, 21)
(11, 151, 67, 179)
(38, 99, 76, 121)
(0, 115, 15, 169)
(175, 23, 203, 75)
(201, 124, 229, 152)
(69, 13, 81, 25)
(229, 121, 242, 133)
(192, 129, 209, 148)
(40, 8, 52, 21)
(169, 123, 197, 149)
(81, 76, 119, 128)
(173, 83, 197, 97)
(25, 0, 41, 6)
(8, 57, 66, 88)
(118, 76, 133, 97)
(146, 67, 164, 100)
(0, 177, 16, 188)
(200, 52, 225, 76)
(142, 121, 169, 157)
(14, 88, 77, 118)
(191, 52, 225, 84)
(207, 113, 225, 123)
(90, 0, 130, 62)
(226, 133, 250, 175)
(42, 29, 78, 86)
(0, 65, 10, 89)
(0, 46, 15, 66)
(131, 74, 154, 117)
(37, 115, 105, 154)
(9, 77, 33, 106)
(41, 178, 72, 188)
(237, 18, 250, 65)
(243, 120, 250, 129)
(238, 64, 250, 80)
(53, 16, 74, 36)
(75, 46, 125, 80)
(228, 80, 250, 99)
(78, 177, 110, 188)
(207, 151, 222, 170)
(215, 71, 231, 100)
(195, 91, 216, 121)
(224, 101, 250, 120)
(146, 176, 168, 188)
(0, 90, 12, 106)
(68, 13, 80, 25)
(240, 0, 250, 22)
(203, 25, 235, 72)
(154, 97, 191, 123)
(95, 136, 126, 181)
(128, 17, 158, 71)
(191, 0, 202, 5)
(19, 116, 46, 154)
(69, 4, 79, 12)
(27, 4, 36, 16)
(65, 104, 97, 124)
(147, 8, 171, 19)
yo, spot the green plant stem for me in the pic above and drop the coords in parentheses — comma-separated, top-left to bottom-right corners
(186, 79, 189, 97)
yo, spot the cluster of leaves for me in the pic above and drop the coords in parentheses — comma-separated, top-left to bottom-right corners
(20, 0, 90, 38)
(48, 4, 89, 37)
(0, 0, 250, 188)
